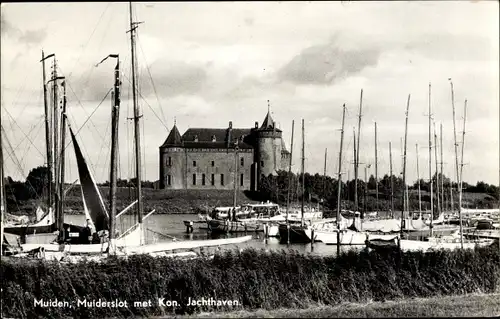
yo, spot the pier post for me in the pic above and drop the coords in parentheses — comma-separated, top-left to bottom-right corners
(287, 223, 290, 246)
(311, 229, 315, 249)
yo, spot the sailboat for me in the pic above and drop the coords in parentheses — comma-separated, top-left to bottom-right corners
(2, 53, 95, 249)
(18, 2, 252, 258)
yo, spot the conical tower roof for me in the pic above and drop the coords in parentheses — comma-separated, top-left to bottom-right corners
(260, 111, 275, 130)
(160, 124, 182, 147)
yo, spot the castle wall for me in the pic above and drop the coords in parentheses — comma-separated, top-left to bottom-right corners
(256, 130, 282, 178)
(160, 147, 186, 189)
(184, 149, 254, 191)
(281, 152, 291, 171)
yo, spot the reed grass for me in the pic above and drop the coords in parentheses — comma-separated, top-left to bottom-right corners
(1, 244, 499, 318)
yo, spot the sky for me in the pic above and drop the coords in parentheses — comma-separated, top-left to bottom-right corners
(1, 1, 499, 186)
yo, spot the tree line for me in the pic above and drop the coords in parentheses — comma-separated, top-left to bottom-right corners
(3, 165, 499, 213)
(3, 166, 157, 209)
(257, 170, 500, 212)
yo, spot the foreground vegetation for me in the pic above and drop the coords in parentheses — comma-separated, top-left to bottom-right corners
(2, 244, 499, 318)
(186, 293, 500, 318)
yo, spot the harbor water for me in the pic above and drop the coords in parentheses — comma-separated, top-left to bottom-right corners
(64, 214, 367, 256)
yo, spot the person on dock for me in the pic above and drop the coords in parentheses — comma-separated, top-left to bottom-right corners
(81, 219, 93, 244)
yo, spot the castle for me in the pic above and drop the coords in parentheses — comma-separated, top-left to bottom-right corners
(159, 109, 290, 191)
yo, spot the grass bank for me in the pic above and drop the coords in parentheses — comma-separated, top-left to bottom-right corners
(1, 244, 499, 318)
(13, 188, 260, 215)
(186, 293, 500, 318)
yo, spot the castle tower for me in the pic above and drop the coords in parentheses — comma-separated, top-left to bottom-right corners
(255, 102, 282, 180)
(159, 123, 185, 189)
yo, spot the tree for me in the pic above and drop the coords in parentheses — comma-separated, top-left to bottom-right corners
(25, 166, 49, 199)
(368, 175, 376, 190)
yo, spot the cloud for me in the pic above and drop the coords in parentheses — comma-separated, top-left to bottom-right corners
(65, 60, 208, 102)
(277, 36, 381, 85)
(142, 60, 208, 98)
(404, 33, 496, 62)
(1, 15, 46, 45)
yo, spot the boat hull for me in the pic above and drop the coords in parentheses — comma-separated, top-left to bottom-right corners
(315, 230, 398, 245)
(366, 238, 495, 252)
(278, 224, 311, 243)
(207, 219, 263, 233)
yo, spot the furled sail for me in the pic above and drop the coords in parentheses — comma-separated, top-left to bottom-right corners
(69, 126, 109, 232)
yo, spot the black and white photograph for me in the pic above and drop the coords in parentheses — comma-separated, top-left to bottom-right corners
(1, 1, 499, 318)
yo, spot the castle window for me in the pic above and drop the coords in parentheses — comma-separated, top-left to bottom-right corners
(193, 160, 197, 167)
(202, 174, 206, 186)
(240, 174, 244, 186)
(261, 161, 264, 167)
(212, 135, 216, 142)
(220, 174, 224, 186)
(168, 157, 172, 166)
(192, 174, 196, 185)
(194, 135, 198, 142)
(211, 160, 215, 167)
(167, 175, 171, 186)
(240, 157, 244, 166)
(211, 174, 215, 186)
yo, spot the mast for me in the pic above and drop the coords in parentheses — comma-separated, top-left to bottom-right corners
(323, 147, 327, 207)
(41, 51, 55, 212)
(355, 89, 363, 214)
(434, 122, 440, 218)
(286, 120, 295, 218)
(458, 99, 467, 249)
(300, 119, 305, 227)
(374, 122, 378, 213)
(401, 137, 404, 211)
(353, 128, 357, 209)
(440, 123, 444, 213)
(336, 104, 346, 256)
(389, 142, 394, 218)
(450, 184, 454, 218)
(129, 2, 144, 242)
(58, 81, 67, 238)
(364, 165, 368, 216)
(428, 83, 434, 237)
(450, 79, 460, 231)
(400, 94, 410, 243)
(233, 141, 238, 213)
(95, 54, 121, 252)
(416, 144, 422, 217)
(286, 120, 295, 245)
(52, 58, 60, 229)
(0, 101, 4, 256)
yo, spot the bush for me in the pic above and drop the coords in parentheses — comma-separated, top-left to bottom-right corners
(2, 244, 499, 318)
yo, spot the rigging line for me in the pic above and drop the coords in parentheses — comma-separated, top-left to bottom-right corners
(19, 124, 44, 180)
(142, 114, 146, 183)
(1, 107, 44, 158)
(102, 138, 112, 185)
(20, 120, 45, 168)
(8, 72, 29, 115)
(62, 88, 113, 151)
(5, 116, 44, 162)
(64, 5, 114, 100)
(66, 2, 111, 78)
(13, 83, 42, 126)
(56, 65, 108, 142)
(94, 115, 112, 181)
(2, 127, 41, 199)
(136, 34, 168, 128)
(67, 113, 99, 179)
(121, 72, 169, 131)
